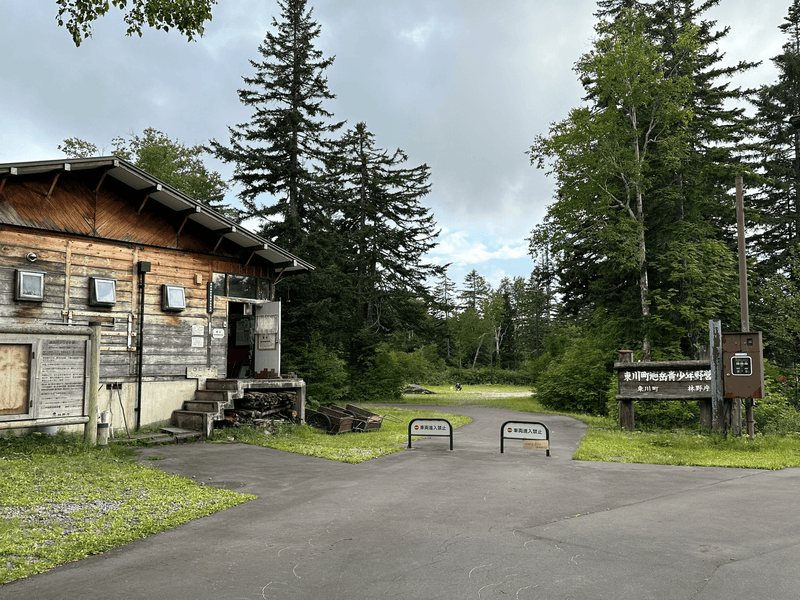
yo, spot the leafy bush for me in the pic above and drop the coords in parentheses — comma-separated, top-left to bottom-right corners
(536, 331, 616, 415)
(755, 365, 800, 435)
(283, 340, 349, 406)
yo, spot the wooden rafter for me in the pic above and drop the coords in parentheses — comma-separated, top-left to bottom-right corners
(137, 184, 162, 214)
(176, 206, 201, 236)
(2, 167, 18, 197)
(45, 164, 70, 201)
(212, 226, 235, 253)
(243, 244, 268, 267)
(94, 169, 110, 195)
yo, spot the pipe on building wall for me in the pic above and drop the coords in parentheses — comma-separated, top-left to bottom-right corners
(136, 261, 150, 430)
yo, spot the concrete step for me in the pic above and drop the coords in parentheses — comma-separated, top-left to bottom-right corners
(204, 379, 241, 392)
(160, 427, 203, 442)
(194, 389, 233, 403)
(172, 410, 216, 438)
(183, 399, 227, 415)
(108, 427, 203, 446)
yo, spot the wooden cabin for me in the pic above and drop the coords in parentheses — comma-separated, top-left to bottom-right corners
(0, 157, 312, 436)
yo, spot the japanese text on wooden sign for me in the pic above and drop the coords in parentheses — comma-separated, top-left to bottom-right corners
(616, 361, 713, 400)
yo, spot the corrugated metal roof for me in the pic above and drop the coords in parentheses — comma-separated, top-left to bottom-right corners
(0, 156, 313, 274)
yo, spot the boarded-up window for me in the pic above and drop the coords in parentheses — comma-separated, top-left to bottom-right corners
(0, 344, 31, 415)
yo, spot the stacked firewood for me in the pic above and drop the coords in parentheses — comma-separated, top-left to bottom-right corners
(222, 391, 297, 427)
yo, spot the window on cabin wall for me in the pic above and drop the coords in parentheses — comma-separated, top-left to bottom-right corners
(162, 284, 186, 312)
(228, 275, 257, 299)
(15, 270, 45, 302)
(212, 273, 271, 300)
(212, 272, 227, 297)
(89, 277, 116, 307)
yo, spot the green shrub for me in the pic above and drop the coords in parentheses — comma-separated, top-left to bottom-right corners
(755, 366, 800, 435)
(536, 333, 615, 415)
(283, 341, 349, 406)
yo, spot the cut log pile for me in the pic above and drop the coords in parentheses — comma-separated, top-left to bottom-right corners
(223, 391, 297, 428)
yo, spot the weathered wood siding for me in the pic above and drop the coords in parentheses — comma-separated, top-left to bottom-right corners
(0, 165, 281, 386)
(1, 226, 274, 384)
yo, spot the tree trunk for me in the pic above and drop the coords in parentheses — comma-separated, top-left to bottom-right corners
(636, 188, 651, 361)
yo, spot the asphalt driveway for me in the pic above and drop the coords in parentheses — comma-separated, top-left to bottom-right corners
(5, 407, 800, 599)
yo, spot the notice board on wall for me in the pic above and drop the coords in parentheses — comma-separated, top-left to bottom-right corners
(0, 331, 90, 424)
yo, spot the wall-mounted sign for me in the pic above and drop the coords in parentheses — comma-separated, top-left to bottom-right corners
(212, 328, 225, 339)
(39, 339, 86, 417)
(191, 325, 205, 337)
(207, 281, 214, 314)
(1, 332, 90, 426)
(191, 337, 204, 348)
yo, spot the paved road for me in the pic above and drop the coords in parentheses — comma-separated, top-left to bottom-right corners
(5, 407, 800, 599)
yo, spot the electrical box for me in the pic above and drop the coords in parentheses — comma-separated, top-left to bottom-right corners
(722, 332, 764, 399)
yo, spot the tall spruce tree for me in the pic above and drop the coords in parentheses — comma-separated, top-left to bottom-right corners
(751, 0, 800, 272)
(432, 268, 458, 359)
(646, 0, 757, 357)
(325, 122, 440, 334)
(459, 269, 491, 311)
(209, 0, 341, 251)
(750, 0, 800, 367)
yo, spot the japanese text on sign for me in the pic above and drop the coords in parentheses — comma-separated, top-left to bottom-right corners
(411, 420, 451, 435)
(502, 422, 548, 440)
(622, 370, 711, 382)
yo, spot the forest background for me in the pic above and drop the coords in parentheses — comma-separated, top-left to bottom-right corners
(53, 0, 800, 432)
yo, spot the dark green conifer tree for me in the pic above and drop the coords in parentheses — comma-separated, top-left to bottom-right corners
(209, 0, 341, 251)
(326, 122, 440, 334)
(751, 0, 800, 272)
(751, 0, 800, 367)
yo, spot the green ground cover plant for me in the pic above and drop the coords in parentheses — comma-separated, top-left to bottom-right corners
(574, 427, 800, 469)
(208, 407, 472, 463)
(0, 432, 255, 584)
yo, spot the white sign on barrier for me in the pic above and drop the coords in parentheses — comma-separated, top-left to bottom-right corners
(500, 420, 550, 456)
(410, 420, 451, 435)
(503, 423, 547, 440)
(408, 418, 453, 450)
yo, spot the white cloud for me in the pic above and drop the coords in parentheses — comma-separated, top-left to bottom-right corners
(399, 20, 436, 48)
(429, 230, 528, 267)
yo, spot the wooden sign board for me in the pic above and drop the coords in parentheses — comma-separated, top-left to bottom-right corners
(616, 360, 712, 400)
(1, 331, 91, 426)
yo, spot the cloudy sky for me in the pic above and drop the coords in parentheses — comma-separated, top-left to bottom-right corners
(0, 1, 794, 289)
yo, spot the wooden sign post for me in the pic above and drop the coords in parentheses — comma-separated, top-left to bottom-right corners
(615, 356, 713, 431)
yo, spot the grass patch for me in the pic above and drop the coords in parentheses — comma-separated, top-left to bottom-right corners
(208, 407, 472, 463)
(390, 384, 538, 408)
(574, 424, 800, 469)
(0, 432, 255, 584)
